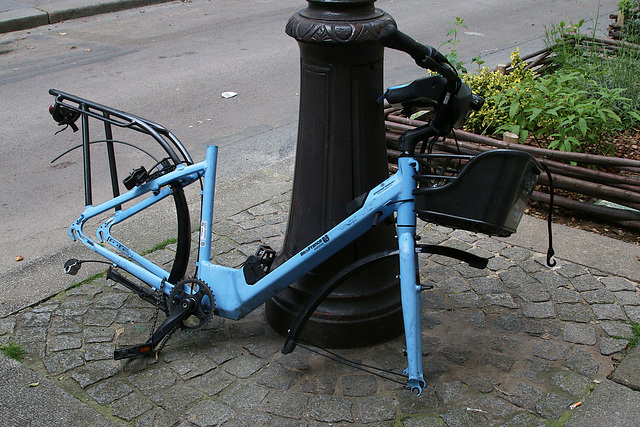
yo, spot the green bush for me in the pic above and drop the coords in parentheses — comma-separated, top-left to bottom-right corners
(462, 23, 640, 154)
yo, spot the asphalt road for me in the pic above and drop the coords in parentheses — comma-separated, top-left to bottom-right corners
(0, 0, 617, 293)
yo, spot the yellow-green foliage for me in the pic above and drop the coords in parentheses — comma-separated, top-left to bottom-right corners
(462, 49, 536, 135)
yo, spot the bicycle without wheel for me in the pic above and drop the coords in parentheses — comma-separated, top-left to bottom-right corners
(49, 26, 554, 395)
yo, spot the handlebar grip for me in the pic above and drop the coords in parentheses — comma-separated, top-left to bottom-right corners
(379, 25, 429, 61)
(379, 25, 448, 65)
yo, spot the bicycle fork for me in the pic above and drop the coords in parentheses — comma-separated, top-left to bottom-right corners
(396, 156, 426, 395)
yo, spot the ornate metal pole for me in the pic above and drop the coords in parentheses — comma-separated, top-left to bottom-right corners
(266, 0, 403, 348)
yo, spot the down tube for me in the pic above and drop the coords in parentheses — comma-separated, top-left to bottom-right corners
(396, 156, 426, 395)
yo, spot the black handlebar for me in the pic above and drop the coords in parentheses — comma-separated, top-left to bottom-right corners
(379, 25, 458, 84)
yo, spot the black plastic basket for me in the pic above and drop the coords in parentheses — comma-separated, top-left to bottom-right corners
(414, 149, 540, 237)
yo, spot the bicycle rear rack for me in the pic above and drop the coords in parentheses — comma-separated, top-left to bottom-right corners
(49, 89, 193, 208)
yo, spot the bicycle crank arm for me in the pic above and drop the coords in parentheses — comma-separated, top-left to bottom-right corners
(114, 297, 196, 360)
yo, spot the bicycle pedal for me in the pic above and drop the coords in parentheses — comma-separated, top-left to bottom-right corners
(243, 245, 276, 285)
(420, 284, 434, 291)
(114, 342, 154, 360)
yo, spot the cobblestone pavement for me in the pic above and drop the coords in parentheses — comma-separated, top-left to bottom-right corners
(2, 189, 639, 426)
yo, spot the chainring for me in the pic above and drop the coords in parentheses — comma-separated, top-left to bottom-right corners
(168, 278, 215, 331)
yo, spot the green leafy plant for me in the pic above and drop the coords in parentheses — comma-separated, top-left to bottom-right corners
(1, 340, 26, 362)
(440, 17, 484, 73)
(463, 21, 640, 154)
(493, 69, 633, 153)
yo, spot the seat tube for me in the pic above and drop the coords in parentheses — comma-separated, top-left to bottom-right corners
(396, 155, 425, 394)
(198, 145, 218, 266)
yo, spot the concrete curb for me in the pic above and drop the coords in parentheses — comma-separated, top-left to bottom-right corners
(0, 0, 171, 33)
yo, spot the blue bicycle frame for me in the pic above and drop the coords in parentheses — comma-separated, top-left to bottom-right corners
(68, 142, 427, 393)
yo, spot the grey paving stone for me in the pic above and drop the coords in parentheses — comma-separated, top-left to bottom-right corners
(549, 287, 580, 304)
(402, 415, 443, 427)
(599, 337, 629, 355)
(308, 395, 354, 423)
(185, 400, 235, 427)
(610, 345, 640, 390)
(247, 202, 278, 216)
(484, 293, 519, 309)
(18, 311, 52, 327)
(501, 246, 534, 262)
(440, 345, 472, 366)
(150, 384, 202, 413)
(570, 275, 603, 292)
(83, 342, 115, 362)
(49, 316, 83, 335)
(614, 291, 640, 306)
(85, 378, 133, 405)
(256, 363, 300, 390)
(477, 238, 509, 253)
(42, 350, 84, 375)
(70, 362, 119, 388)
(532, 341, 567, 361)
(564, 379, 640, 427)
(65, 284, 103, 298)
(94, 293, 128, 309)
(188, 369, 234, 396)
(128, 367, 177, 396)
(342, 374, 377, 397)
(438, 276, 472, 293)
(205, 343, 243, 365)
(563, 349, 599, 376)
(115, 307, 155, 323)
(434, 381, 471, 405)
(221, 383, 269, 410)
(356, 396, 397, 423)
(601, 321, 634, 339)
(488, 256, 516, 271)
(533, 271, 569, 289)
(551, 369, 591, 395)
(0, 317, 15, 335)
(581, 289, 616, 304)
(223, 354, 267, 378)
(441, 406, 489, 427)
(601, 276, 637, 291)
(491, 314, 523, 334)
(459, 309, 487, 328)
(449, 292, 481, 308)
(56, 299, 93, 317)
(591, 304, 627, 321)
(262, 390, 309, 420)
(462, 372, 497, 393)
(625, 305, 640, 323)
(111, 392, 154, 422)
(500, 383, 543, 409)
(84, 309, 118, 327)
(476, 395, 520, 420)
(535, 393, 573, 419)
(470, 276, 505, 294)
(134, 406, 179, 427)
(48, 334, 83, 352)
(499, 412, 546, 427)
(422, 292, 446, 309)
(514, 283, 550, 302)
(563, 323, 597, 345)
(83, 327, 115, 344)
(557, 264, 589, 279)
(499, 267, 537, 289)
(556, 304, 592, 323)
(479, 352, 515, 372)
(167, 357, 216, 381)
(522, 301, 555, 319)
